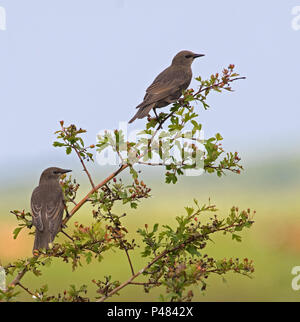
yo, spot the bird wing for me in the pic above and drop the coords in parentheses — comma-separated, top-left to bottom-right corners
(138, 82, 180, 108)
(31, 187, 44, 232)
(31, 186, 64, 234)
(46, 197, 64, 235)
(139, 67, 191, 107)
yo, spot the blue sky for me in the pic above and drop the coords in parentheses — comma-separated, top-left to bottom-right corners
(0, 0, 299, 180)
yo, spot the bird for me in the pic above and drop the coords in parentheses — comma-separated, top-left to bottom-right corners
(31, 167, 72, 252)
(129, 50, 204, 123)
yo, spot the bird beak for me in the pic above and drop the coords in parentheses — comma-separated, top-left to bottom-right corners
(60, 169, 72, 174)
(193, 53, 205, 58)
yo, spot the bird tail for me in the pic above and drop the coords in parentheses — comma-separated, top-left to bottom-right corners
(33, 230, 53, 253)
(129, 103, 155, 123)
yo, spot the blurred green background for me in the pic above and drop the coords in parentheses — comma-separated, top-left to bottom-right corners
(1, 156, 300, 302)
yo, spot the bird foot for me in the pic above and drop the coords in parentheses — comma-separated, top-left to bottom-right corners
(147, 115, 164, 129)
(155, 117, 164, 129)
(153, 109, 164, 129)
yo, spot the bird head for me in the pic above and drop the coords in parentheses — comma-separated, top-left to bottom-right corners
(39, 167, 72, 184)
(171, 50, 205, 67)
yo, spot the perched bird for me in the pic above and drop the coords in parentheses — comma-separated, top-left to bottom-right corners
(129, 50, 204, 123)
(31, 167, 71, 252)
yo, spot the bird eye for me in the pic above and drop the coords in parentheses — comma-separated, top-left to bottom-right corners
(53, 171, 58, 174)
(185, 55, 192, 59)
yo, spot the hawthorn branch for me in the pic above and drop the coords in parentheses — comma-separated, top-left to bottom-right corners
(97, 249, 168, 302)
(6, 71, 247, 295)
(63, 124, 163, 226)
(63, 74, 245, 225)
(137, 162, 240, 175)
(18, 282, 34, 297)
(9, 268, 28, 287)
(204, 165, 241, 174)
(58, 122, 95, 189)
(138, 161, 165, 166)
(62, 164, 128, 226)
(73, 147, 95, 189)
(96, 221, 247, 302)
(106, 212, 135, 276)
(129, 281, 161, 286)
(124, 247, 135, 276)
(157, 75, 245, 129)
(194, 76, 246, 97)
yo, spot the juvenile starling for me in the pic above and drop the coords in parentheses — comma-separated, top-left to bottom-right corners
(129, 50, 204, 123)
(31, 167, 71, 252)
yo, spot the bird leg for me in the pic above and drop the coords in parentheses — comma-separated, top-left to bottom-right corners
(153, 108, 159, 119)
(61, 230, 74, 241)
(62, 200, 69, 228)
(153, 108, 163, 129)
(63, 201, 70, 218)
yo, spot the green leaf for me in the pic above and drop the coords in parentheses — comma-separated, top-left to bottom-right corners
(232, 234, 242, 242)
(215, 133, 223, 141)
(53, 141, 65, 147)
(129, 167, 138, 180)
(85, 252, 92, 264)
(13, 227, 22, 240)
(184, 207, 194, 216)
(153, 223, 159, 233)
(186, 245, 200, 256)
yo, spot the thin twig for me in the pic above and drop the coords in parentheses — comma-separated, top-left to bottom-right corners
(138, 161, 165, 166)
(74, 147, 95, 189)
(106, 213, 135, 276)
(124, 247, 135, 276)
(62, 164, 128, 226)
(97, 249, 169, 302)
(194, 76, 246, 97)
(129, 281, 161, 286)
(61, 230, 74, 241)
(18, 282, 34, 297)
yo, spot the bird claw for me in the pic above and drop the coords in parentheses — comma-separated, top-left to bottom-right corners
(147, 115, 163, 128)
